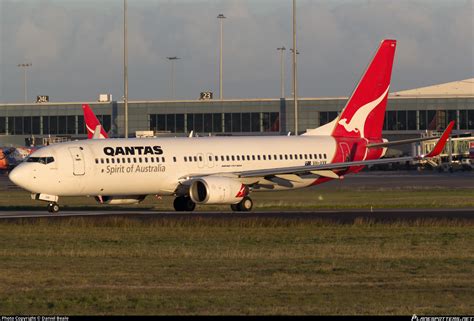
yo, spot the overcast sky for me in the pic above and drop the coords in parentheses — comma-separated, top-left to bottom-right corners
(0, 0, 472, 103)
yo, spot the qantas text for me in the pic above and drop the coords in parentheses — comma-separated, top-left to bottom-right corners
(103, 146, 163, 156)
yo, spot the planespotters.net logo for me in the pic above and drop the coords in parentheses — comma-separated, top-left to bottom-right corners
(412, 316, 474, 321)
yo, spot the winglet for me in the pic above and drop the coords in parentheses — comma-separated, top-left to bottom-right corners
(424, 121, 455, 158)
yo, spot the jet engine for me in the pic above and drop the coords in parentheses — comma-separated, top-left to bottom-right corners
(95, 195, 147, 205)
(189, 176, 248, 205)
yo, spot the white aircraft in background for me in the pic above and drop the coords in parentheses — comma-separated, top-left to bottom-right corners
(9, 39, 454, 213)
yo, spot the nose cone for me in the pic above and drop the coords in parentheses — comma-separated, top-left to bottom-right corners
(9, 165, 30, 190)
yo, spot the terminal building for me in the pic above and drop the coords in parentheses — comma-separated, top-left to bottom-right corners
(0, 78, 473, 155)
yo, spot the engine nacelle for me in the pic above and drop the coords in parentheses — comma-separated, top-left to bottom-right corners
(95, 195, 146, 205)
(189, 176, 248, 205)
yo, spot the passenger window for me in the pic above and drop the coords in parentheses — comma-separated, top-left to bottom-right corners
(319, 154, 322, 159)
(279, 155, 283, 160)
(257, 155, 261, 160)
(139, 158, 142, 163)
(314, 154, 318, 159)
(198, 156, 202, 162)
(263, 155, 266, 160)
(226, 156, 230, 161)
(242, 155, 245, 160)
(289, 155, 293, 160)
(221, 156, 225, 161)
(194, 156, 197, 162)
(304, 154, 308, 159)
(95, 159, 99, 164)
(133, 158, 137, 163)
(106, 158, 110, 164)
(162, 157, 166, 163)
(236, 156, 240, 161)
(184, 157, 187, 162)
(252, 155, 255, 161)
(284, 155, 288, 160)
(173, 157, 177, 162)
(324, 153, 327, 159)
(123, 158, 126, 163)
(299, 154, 303, 159)
(231, 156, 235, 161)
(246, 155, 250, 161)
(209, 156, 212, 161)
(144, 158, 148, 163)
(111, 158, 115, 164)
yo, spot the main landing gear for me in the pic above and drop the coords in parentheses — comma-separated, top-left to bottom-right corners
(173, 196, 196, 211)
(47, 202, 60, 213)
(230, 196, 253, 212)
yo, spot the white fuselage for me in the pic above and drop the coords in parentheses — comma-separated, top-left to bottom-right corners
(11, 135, 339, 197)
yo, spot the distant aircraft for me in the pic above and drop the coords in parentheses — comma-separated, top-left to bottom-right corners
(0, 146, 37, 172)
(82, 104, 109, 139)
(9, 39, 454, 213)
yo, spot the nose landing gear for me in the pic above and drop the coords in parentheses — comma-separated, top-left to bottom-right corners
(47, 203, 60, 213)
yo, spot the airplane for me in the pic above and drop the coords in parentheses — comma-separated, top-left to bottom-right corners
(0, 146, 38, 172)
(8, 39, 455, 213)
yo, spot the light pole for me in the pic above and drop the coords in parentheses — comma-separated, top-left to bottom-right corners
(17, 63, 32, 103)
(166, 56, 181, 100)
(124, 0, 129, 138)
(292, 0, 298, 135)
(290, 48, 299, 97)
(217, 13, 226, 100)
(277, 47, 286, 98)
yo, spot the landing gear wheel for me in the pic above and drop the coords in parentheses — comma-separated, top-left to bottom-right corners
(173, 196, 196, 212)
(47, 203, 60, 213)
(230, 197, 253, 212)
(239, 196, 253, 212)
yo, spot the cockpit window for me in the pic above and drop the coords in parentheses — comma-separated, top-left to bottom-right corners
(27, 157, 55, 164)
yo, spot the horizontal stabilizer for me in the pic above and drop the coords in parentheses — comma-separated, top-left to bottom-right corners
(367, 136, 444, 149)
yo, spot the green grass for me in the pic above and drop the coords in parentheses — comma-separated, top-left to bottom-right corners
(1, 187, 474, 211)
(0, 217, 473, 315)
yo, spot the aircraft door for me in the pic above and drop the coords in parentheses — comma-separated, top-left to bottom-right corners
(69, 147, 85, 176)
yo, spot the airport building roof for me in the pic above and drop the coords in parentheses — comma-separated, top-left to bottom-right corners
(391, 78, 474, 97)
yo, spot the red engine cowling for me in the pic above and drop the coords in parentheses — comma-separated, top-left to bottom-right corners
(189, 177, 248, 205)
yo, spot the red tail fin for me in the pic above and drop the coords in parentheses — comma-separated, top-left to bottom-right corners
(82, 104, 109, 139)
(332, 39, 396, 140)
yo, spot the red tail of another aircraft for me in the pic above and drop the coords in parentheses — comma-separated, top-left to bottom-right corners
(82, 104, 109, 139)
(331, 39, 396, 140)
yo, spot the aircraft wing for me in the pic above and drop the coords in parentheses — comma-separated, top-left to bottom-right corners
(179, 121, 454, 184)
(237, 120, 454, 179)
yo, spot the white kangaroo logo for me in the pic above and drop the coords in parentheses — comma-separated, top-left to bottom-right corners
(338, 86, 389, 139)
